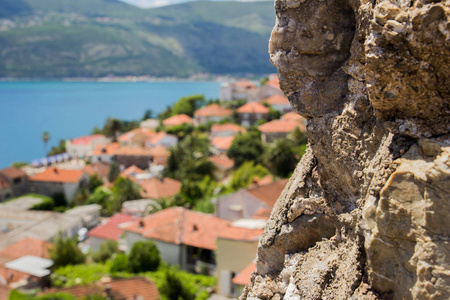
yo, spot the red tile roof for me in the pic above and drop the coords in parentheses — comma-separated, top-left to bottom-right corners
(0, 238, 51, 260)
(163, 114, 193, 126)
(263, 95, 289, 105)
(30, 168, 85, 183)
(281, 112, 303, 121)
(120, 165, 144, 177)
(148, 145, 170, 157)
(72, 134, 105, 145)
(93, 143, 121, 155)
(232, 261, 256, 286)
(247, 179, 288, 207)
(88, 213, 134, 241)
(211, 136, 234, 151)
(124, 207, 231, 250)
(0, 167, 26, 179)
(208, 155, 234, 170)
(83, 163, 110, 179)
(113, 146, 152, 156)
(218, 225, 264, 242)
(0, 177, 10, 189)
(237, 102, 270, 114)
(265, 75, 281, 90)
(234, 79, 257, 89)
(118, 128, 154, 143)
(210, 123, 246, 134)
(136, 177, 181, 199)
(194, 104, 233, 117)
(146, 132, 171, 145)
(42, 277, 160, 300)
(258, 119, 303, 133)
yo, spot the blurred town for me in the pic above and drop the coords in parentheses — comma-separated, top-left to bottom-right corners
(0, 75, 307, 300)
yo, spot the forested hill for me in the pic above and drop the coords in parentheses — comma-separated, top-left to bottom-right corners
(0, 0, 277, 78)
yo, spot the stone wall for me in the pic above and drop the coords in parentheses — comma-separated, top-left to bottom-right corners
(242, 0, 449, 299)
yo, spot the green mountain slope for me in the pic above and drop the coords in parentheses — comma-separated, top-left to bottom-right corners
(0, 0, 276, 78)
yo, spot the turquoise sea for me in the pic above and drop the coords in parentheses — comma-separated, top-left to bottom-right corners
(0, 81, 221, 168)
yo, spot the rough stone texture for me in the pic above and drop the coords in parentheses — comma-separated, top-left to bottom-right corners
(241, 0, 449, 299)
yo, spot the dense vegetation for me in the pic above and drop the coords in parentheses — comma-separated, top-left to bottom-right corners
(0, 0, 276, 78)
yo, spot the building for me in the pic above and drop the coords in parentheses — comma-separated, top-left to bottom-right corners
(208, 155, 234, 180)
(145, 132, 178, 149)
(194, 104, 233, 125)
(210, 136, 235, 154)
(120, 165, 144, 179)
(41, 277, 160, 300)
(210, 123, 246, 138)
(162, 114, 193, 128)
(118, 128, 154, 147)
(0, 167, 29, 198)
(123, 207, 230, 274)
(66, 135, 111, 159)
(135, 177, 181, 199)
(236, 102, 270, 126)
(262, 94, 291, 113)
(216, 219, 265, 297)
(83, 163, 110, 181)
(29, 168, 88, 202)
(215, 179, 288, 221)
(113, 147, 153, 170)
(281, 111, 305, 122)
(220, 79, 258, 101)
(258, 119, 306, 143)
(140, 118, 160, 130)
(89, 143, 121, 164)
(121, 199, 157, 217)
(247, 74, 285, 102)
(87, 213, 134, 252)
(148, 145, 170, 166)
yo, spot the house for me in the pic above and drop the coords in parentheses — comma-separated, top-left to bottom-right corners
(0, 167, 29, 198)
(220, 79, 258, 101)
(210, 123, 246, 138)
(232, 261, 256, 294)
(89, 142, 121, 164)
(194, 104, 233, 125)
(123, 207, 230, 274)
(247, 74, 285, 102)
(29, 168, 88, 202)
(208, 155, 234, 180)
(0, 177, 12, 202)
(210, 136, 235, 154)
(140, 118, 160, 130)
(281, 111, 305, 122)
(40, 277, 160, 300)
(87, 213, 134, 252)
(236, 102, 270, 126)
(64, 204, 102, 229)
(118, 128, 154, 147)
(215, 179, 288, 221)
(258, 119, 306, 143)
(262, 94, 292, 113)
(0, 237, 52, 286)
(216, 219, 265, 297)
(66, 134, 111, 159)
(120, 165, 144, 178)
(135, 177, 181, 199)
(83, 162, 110, 181)
(145, 132, 178, 149)
(121, 199, 157, 217)
(148, 145, 170, 166)
(162, 114, 193, 128)
(113, 147, 153, 170)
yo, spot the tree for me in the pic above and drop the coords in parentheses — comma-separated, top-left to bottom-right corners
(42, 131, 50, 156)
(91, 240, 118, 263)
(128, 241, 161, 273)
(228, 161, 270, 191)
(263, 138, 299, 177)
(86, 186, 113, 215)
(103, 117, 122, 138)
(227, 132, 264, 167)
(110, 176, 141, 213)
(142, 109, 153, 121)
(107, 161, 120, 182)
(160, 268, 195, 300)
(88, 174, 104, 193)
(50, 233, 85, 268)
(47, 139, 66, 156)
(172, 94, 205, 117)
(109, 253, 130, 273)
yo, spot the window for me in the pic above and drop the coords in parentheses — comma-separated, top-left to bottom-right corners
(13, 178, 21, 185)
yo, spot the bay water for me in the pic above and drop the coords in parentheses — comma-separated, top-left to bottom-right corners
(0, 81, 221, 168)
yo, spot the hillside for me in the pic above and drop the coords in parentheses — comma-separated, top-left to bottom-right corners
(0, 0, 276, 78)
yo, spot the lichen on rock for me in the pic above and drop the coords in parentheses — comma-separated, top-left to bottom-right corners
(241, 0, 449, 299)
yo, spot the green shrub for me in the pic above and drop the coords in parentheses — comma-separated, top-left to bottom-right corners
(128, 241, 161, 273)
(91, 240, 118, 263)
(49, 233, 85, 268)
(109, 253, 130, 273)
(30, 198, 55, 211)
(160, 268, 195, 300)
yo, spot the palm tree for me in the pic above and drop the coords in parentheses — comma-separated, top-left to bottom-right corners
(42, 131, 50, 156)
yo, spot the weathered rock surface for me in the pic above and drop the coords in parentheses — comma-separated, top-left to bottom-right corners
(241, 0, 449, 299)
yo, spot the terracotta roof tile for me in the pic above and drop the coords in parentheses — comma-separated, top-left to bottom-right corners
(163, 114, 193, 126)
(0, 167, 26, 179)
(210, 123, 246, 134)
(265, 75, 281, 90)
(263, 95, 289, 105)
(72, 134, 105, 145)
(194, 104, 233, 117)
(93, 143, 121, 155)
(136, 177, 181, 199)
(125, 207, 231, 250)
(118, 128, 154, 143)
(281, 112, 304, 122)
(30, 168, 85, 183)
(88, 213, 134, 241)
(234, 79, 257, 89)
(113, 146, 152, 156)
(218, 225, 264, 242)
(258, 119, 303, 133)
(0, 238, 51, 260)
(83, 163, 110, 179)
(247, 179, 288, 207)
(211, 136, 234, 151)
(232, 261, 256, 285)
(120, 165, 144, 177)
(148, 145, 170, 157)
(146, 132, 170, 145)
(208, 155, 234, 170)
(237, 102, 270, 114)
(0, 177, 10, 189)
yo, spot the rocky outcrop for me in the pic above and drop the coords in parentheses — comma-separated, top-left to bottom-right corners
(242, 0, 449, 299)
